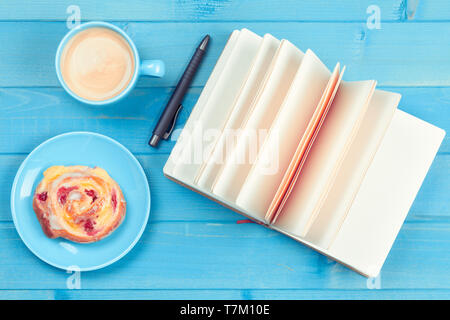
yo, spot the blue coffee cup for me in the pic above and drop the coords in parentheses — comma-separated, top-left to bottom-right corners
(55, 21, 165, 105)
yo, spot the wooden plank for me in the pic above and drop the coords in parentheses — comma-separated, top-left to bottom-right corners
(0, 0, 448, 22)
(0, 0, 412, 22)
(0, 87, 190, 155)
(0, 153, 242, 222)
(1, 288, 450, 300)
(0, 87, 448, 155)
(0, 22, 449, 87)
(247, 289, 450, 300)
(1, 153, 448, 222)
(408, 154, 450, 217)
(0, 4, 448, 296)
(0, 219, 448, 289)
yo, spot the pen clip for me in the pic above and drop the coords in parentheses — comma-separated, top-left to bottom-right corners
(163, 104, 182, 140)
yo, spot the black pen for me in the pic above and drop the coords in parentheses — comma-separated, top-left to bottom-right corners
(149, 35, 210, 147)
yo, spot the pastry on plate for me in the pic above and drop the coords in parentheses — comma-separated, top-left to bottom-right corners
(33, 165, 126, 243)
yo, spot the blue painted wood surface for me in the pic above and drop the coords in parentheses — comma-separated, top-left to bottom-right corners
(0, 0, 448, 300)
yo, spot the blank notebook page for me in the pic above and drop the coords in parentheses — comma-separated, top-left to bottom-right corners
(172, 29, 262, 184)
(275, 80, 376, 237)
(328, 110, 445, 277)
(213, 40, 304, 204)
(235, 49, 332, 219)
(196, 34, 280, 191)
(305, 89, 401, 249)
(164, 28, 446, 277)
(165, 30, 241, 175)
(268, 63, 344, 223)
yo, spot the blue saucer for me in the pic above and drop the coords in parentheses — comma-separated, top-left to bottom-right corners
(10, 132, 151, 271)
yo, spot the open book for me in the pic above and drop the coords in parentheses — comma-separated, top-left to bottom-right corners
(164, 29, 445, 277)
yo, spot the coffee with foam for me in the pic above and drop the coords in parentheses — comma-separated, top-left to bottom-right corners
(60, 27, 135, 101)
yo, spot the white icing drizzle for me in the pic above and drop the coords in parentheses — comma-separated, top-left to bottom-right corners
(48, 212, 62, 230)
(51, 171, 86, 190)
(68, 191, 82, 201)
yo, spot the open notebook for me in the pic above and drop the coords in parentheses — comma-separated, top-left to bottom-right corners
(164, 29, 445, 277)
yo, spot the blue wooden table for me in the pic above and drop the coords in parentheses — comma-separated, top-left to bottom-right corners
(0, 0, 449, 300)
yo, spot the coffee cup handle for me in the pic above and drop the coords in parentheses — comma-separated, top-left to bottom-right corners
(140, 60, 165, 78)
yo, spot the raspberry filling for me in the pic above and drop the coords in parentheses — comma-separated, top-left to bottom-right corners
(84, 189, 98, 203)
(57, 186, 78, 205)
(37, 192, 48, 201)
(83, 219, 98, 235)
(111, 191, 117, 210)
(84, 219, 94, 231)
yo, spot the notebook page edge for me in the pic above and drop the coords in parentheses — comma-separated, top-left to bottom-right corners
(299, 78, 376, 237)
(235, 49, 333, 221)
(308, 90, 401, 249)
(212, 40, 304, 202)
(170, 29, 262, 183)
(164, 30, 241, 176)
(328, 109, 445, 277)
(268, 63, 344, 223)
(195, 34, 281, 190)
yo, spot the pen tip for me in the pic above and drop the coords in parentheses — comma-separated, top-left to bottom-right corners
(149, 135, 160, 147)
(200, 35, 210, 50)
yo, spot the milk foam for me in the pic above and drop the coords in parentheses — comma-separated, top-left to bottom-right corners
(60, 27, 135, 101)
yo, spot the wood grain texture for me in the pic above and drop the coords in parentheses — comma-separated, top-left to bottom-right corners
(0, 0, 418, 22)
(0, 153, 448, 222)
(0, 219, 448, 290)
(0, 0, 447, 22)
(2, 289, 450, 300)
(0, 0, 448, 300)
(0, 22, 449, 87)
(0, 87, 448, 155)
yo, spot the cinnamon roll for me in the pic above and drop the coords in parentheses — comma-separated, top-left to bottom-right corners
(33, 165, 126, 243)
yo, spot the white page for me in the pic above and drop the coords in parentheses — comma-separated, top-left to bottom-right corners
(235, 50, 332, 219)
(171, 29, 262, 184)
(164, 30, 241, 175)
(196, 34, 280, 191)
(164, 108, 445, 278)
(213, 40, 305, 204)
(275, 80, 376, 237)
(268, 64, 345, 224)
(328, 110, 445, 277)
(305, 90, 401, 248)
(163, 28, 446, 277)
